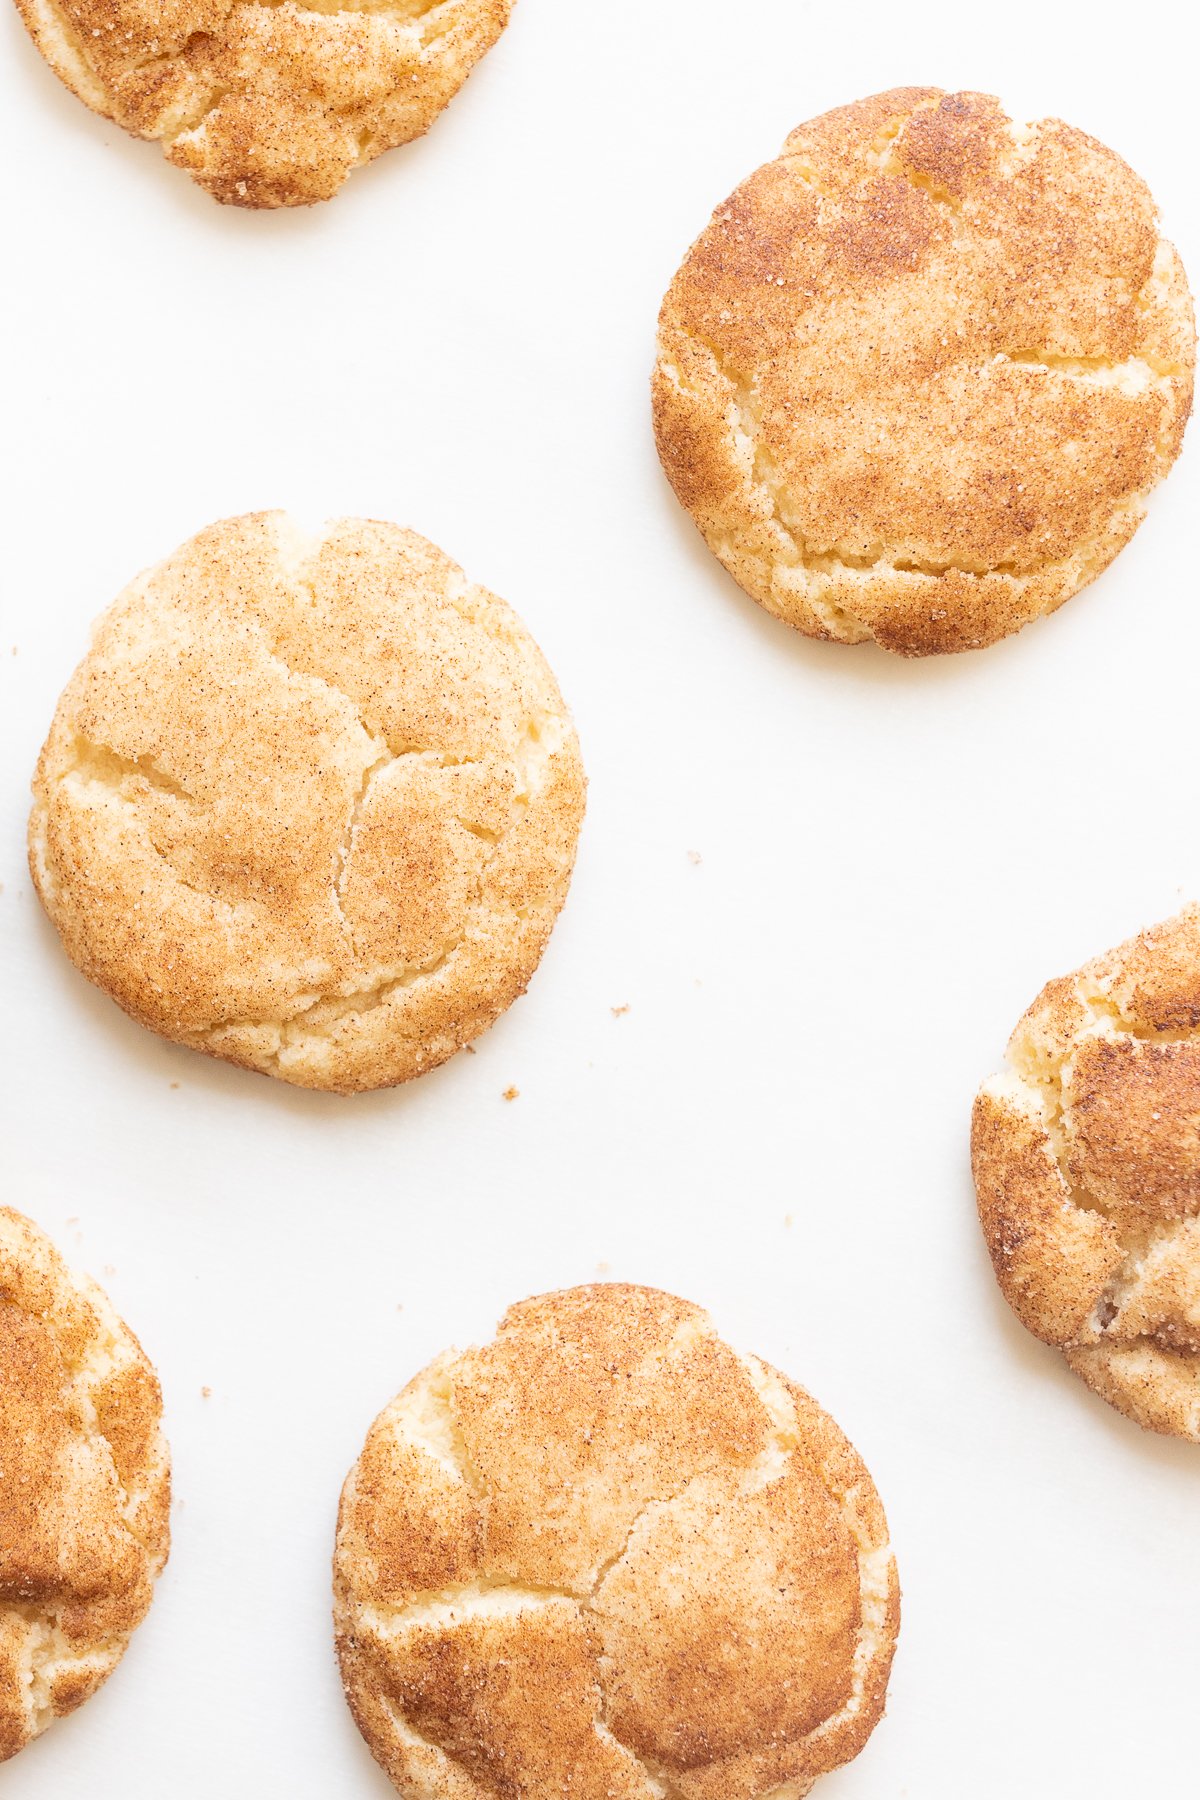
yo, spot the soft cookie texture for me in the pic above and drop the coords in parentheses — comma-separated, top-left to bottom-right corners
(334, 1284, 899, 1799)
(12, 0, 512, 206)
(973, 907, 1200, 1440)
(653, 87, 1195, 656)
(29, 513, 585, 1095)
(0, 1208, 170, 1761)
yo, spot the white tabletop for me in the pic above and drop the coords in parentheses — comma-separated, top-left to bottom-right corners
(2, 2, 1198, 1794)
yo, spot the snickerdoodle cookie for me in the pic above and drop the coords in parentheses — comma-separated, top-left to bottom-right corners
(974, 906, 1200, 1440)
(12, 0, 512, 206)
(30, 513, 585, 1094)
(334, 1284, 899, 1799)
(653, 87, 1194, 656)
(0, 1207, 170, 1760)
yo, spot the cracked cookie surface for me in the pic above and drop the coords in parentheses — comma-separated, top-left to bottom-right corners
(0, 1207, 170, 1761)
(653, 87, 1195, 656)
(973, 906, 1200, 1440)
(13, 0, 512, 205)
(334, 1284, 899, 1799)
(29, 511, 585, 1094)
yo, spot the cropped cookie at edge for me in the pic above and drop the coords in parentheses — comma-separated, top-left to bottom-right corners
(334, 1283, 899, 1799)
(29, 513, 585, 1095)
(12, 0, 512, 207)
(973, 906, 1200, 1440)
(0, 1207, 170, 1761)
(653, 87, 1195, 657)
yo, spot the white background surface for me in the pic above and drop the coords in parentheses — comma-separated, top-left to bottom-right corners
(2, 2, 1199, 1794)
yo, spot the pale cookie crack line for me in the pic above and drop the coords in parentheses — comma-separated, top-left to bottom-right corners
(997, 348, 1183, 389)
(272, 529, 572, 767)
(264, 549, 525, 764)
(197, 923, 480, 1058)
(1074, 978, 1200, 1045)
(1073, 1326, 1200, 1363)
(329, 742, 495, 960)
(195, 725, 547, 1054)
(256, 0, 445, 19)
(161, 85, 232, 149)
(55, 738, 253, 917)
(372, 1688, 521, 1800)
(12, 1611, 128, 1739)
(865, 98, 967, 228)
(331, 746, 392, 955)
(1083, 1224, 1200, 1353)
(62, 736, 197, 805)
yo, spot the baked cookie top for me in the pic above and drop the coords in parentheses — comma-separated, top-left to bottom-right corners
(13, 0, 512, 205)
(654, 87, 1194, 656)
(973, 906, 1200, 1440)
(30, 513, 585, 1094)
(334, 1283, 899, 1799)
(0, 1207, 170, 1761)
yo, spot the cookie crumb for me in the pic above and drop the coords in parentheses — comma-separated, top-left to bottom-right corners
(502, 1086, 520, 1102)
(687, 850, 702, 865)
(201, 1386, 212, 1399)
(611, 1003, 630, 1018)
(169, 1081, 180, 1090)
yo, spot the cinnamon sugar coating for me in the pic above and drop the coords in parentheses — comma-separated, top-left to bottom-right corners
(334, 1284, 899, 1799)
(653, 88, 1194, 656)
(13, 0, 512, 205)
(29, 513, 585, 1094)
(973, 906, 1200, 1439)
(0, 1208, 170, 1761)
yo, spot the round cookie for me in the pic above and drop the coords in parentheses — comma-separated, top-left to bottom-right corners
(334, 1283, 899, 1800)
(0, 1207, 170, 1761)
(653, 87, 1195, 657)
(13, 0, 512, 207)
(973, 906, 1200, 1440)
(29, 513, 585, 1095)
